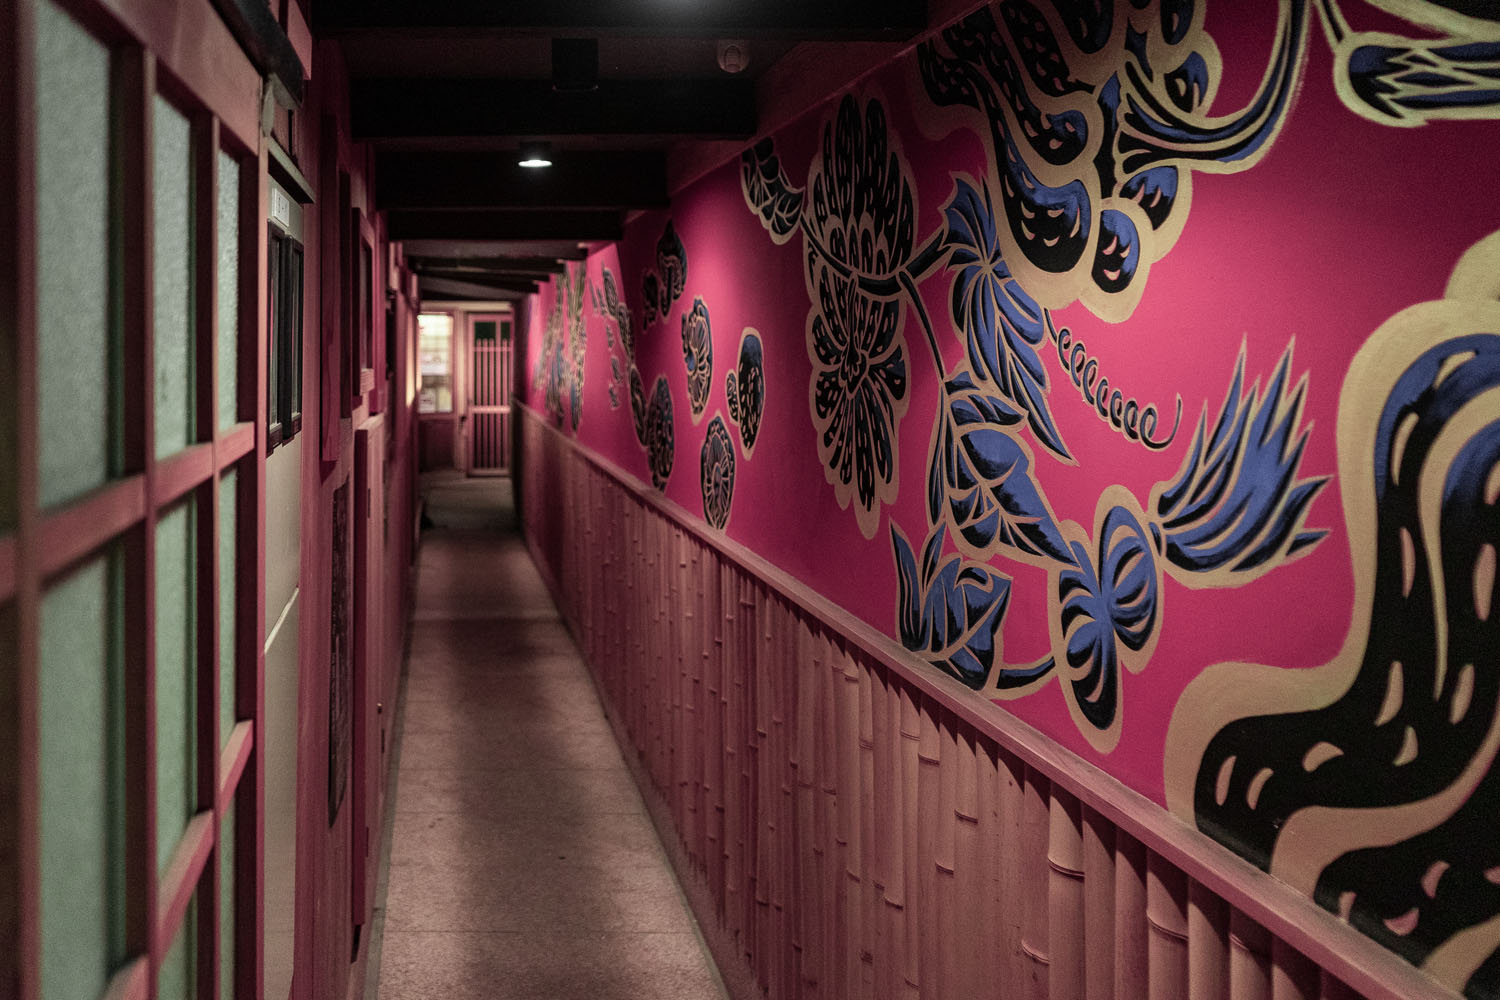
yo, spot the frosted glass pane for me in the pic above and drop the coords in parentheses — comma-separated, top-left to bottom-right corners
(219, 469, 237, 746)
(154, 95, 195, 459)
(220, 804, 235, 1000)
(156, 501, 198, 873)
(159, 896, 197, 1000)
(39, 548, 126, 1000)
(35, 0, 116, 509)
(217, 152, 240, 430)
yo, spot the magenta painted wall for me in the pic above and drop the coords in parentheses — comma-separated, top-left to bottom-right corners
(522, 3, 1500, 992)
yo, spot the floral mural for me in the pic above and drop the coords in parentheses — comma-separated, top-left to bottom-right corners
(525, 0, 1500, 992)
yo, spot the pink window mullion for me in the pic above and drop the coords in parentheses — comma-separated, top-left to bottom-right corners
(5, 0, 40, 997)
(116, 40, 160, 994)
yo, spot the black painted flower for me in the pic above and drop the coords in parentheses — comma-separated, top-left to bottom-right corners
(804, 95, 916, 539)
(629, 364, 648, 445)
(725, 330, 765, 456)
(809, 276, 909, 539)
(646, 375, 674, 490)
(681, 297, 713, 421)
(700, 415, 735, 530)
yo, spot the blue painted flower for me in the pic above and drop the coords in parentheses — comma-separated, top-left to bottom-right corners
(682, 297, 713, 421)
(1051, 500, 1161, 750)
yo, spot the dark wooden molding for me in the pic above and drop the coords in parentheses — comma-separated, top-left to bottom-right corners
(350, 79, 755, 141)
(406, 256, 567, 275)
(387, 210, 623, 242)
(400, 239, 592, 261)
(420, 275, 539, 296)
(375, 151, 668, 211)
(412, 266, 559, 284)
(267, 141, 315, 204)
(208, 0, 306, 106)
(417, 276, 531, 301)
(315, 0, 927, 40)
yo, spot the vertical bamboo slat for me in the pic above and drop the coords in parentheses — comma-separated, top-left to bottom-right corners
(1189, 879, 1230, 1000)
(1147, 853, 1190, 1000)
(916, 697, 942, 1000)
(1229, 909, 1272, 1000)
(899, 689, 923, 1000)
(1116, 830, 1149, 1000)
(1272, 939, 1320, 1000)
(1082, 806, 1115, 1000)
(1048, 786, 1086, 1000)
(1022, 766, 1052, 1000)
(996, 748, 1027, 991)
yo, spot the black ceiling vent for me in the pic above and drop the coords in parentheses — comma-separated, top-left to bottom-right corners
(552, 38, 599, 92)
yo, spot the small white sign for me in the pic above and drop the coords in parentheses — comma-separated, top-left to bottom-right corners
(270, 187, 292, 230)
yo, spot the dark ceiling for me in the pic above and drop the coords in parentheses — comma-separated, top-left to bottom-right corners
(308, 0, 928, 301)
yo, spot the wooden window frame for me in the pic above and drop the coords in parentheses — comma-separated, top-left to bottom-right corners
(2, 3, 267, 998)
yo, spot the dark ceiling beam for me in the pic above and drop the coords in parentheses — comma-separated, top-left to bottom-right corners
(315, 0, 927, 40)
(400, 240, 591, 260)
(413, 263, 560, 279)
(420, 275, 539, 297)
(375, 151, 668, 211)
(387, 209, 623, 242)
(209, 0, 306, 106)
(419, 276, 533, 301)
(406, 256, 568, 275)
(351, 79, 755, 141)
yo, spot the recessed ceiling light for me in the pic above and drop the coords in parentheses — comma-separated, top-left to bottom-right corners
(518, 141, 553, 169)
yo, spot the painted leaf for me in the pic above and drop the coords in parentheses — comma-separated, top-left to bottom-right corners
(943, 178, 1070, 460)
(892, 523, 1011, 690)
(927, 369, 1073, 566)
(1154, 343, 1328, 581)
(740, 137, 805, 245)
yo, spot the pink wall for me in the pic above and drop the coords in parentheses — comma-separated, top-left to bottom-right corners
(522, 2, 1500, 994)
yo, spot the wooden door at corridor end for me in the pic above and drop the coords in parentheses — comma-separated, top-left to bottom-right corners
(467, 314, 513, 475)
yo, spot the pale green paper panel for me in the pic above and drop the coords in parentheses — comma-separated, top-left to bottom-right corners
(220, 468, 238, 745)
(154, 95, 195, 458)
(38, 549, 126, 1000)
(156, 501, 198, 873)
(217, 151, 240, 430)
(221, 803, 236, 1000)
(159, 897, 197, 1000)
(35, 0, 116, 509)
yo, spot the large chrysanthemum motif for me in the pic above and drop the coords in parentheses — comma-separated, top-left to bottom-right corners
(681, 297, 713, 422)
(700, 415, 735, 530)
(804, 95, 917, 539)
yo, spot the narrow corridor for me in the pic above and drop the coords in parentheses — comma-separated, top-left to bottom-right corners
(373, 475, 727, 999)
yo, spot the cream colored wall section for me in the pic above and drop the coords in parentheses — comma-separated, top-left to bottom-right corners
(263, 438, 301, 1000)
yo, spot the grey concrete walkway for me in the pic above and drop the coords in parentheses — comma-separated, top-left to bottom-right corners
(374, 474, 726, 999)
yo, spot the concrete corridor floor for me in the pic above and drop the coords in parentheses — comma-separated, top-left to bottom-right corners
(372, 473, 727, 999)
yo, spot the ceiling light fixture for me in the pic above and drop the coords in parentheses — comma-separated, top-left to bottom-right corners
(518, 141, 553, 169)
(717, 40, 749, 74)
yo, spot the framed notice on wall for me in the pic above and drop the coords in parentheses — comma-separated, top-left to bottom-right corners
(329, 477, 351, 825)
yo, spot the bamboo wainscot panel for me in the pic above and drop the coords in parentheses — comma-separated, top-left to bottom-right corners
(516, 405, 1463, 1000)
